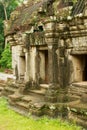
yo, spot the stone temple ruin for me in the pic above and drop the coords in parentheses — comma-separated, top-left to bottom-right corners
(3, 0, 87, 127)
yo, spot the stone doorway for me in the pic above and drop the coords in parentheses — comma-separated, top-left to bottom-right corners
(39, 49, 48, 84)
(19, 55, 26, 80)
(72, 55, 87, 82)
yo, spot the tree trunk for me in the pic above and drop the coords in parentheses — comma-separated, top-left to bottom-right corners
(3, 5, 8, 20)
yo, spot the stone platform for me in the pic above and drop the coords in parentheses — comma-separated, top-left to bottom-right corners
(1, 81, 87, 128)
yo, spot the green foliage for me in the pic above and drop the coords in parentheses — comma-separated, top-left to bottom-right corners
(0, 10, 4, 56)
(0, 4, 5, 19)
(0, 44, 12, 68)
(0, 0, 23, 58)
(0, 97, 82, 130)
(6, 0, 24, 19)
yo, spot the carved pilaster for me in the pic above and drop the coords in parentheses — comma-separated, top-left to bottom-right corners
(44, 18, 60, 102)
(24, 49, 29, 82)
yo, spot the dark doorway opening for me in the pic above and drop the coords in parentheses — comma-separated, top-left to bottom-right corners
(83, 55, 87, 81)
(20, 55, 25, 80)
(73, 54, 87, 82)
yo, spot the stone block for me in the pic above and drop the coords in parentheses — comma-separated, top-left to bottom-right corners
(81, 94, 87, 103)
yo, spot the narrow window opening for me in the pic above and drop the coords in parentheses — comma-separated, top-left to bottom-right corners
(38, 26, 43, 31)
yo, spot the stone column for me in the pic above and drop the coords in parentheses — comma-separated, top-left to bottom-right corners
(48, 44, 58, 84)
(17, 46, 25, 81)
(45, 44, 59, 102)
(44, 18, 59, 102)
(27, 47, 39, 89)
(24, 48, 29, 82)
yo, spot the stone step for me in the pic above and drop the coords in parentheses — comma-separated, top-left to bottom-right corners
(9, 93, 45, 106)
(9, 99, 29, 112)
(67, 99, 87, 128)
(7, 83, 19, 89)
(9, 98, 46, 117)
(9, 94, 46, 116)
(69, 86, 87, 90)
(9, 105, 29, 117)
(31, 102, 46, 116)
(16, 100, 44, 109)
(72, 85, 87, 89)
(21, 95, 34, 103)
(40, 84, 49, 90)
(69, 90, 83, 97)
(28, 88, 46, 97)
(9, 94, 23, 101)
(70, 88, 87, 94)
(77, 114, 87, 122)
(16, 101, 29, 110)
(3, 89, 14, 96)
(69, 112, 87, 128)
(5, 87, 17, 93)
(3, 87, 18, 97)
(69, 88, 87, 94)
(70, 102, 87, 111)
(72, 82, 87, 89)
(69, 82, 87, 98)
(22, 94, 45, 103)
(17, 98, 47, 116)
(70, 92, 87, 97)
(71, 87, 87, 93)
(0, 82, 6, 96)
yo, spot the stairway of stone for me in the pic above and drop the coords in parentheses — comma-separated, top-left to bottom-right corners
(8, 84, 49, 116)
(8, 84, 80, 117)
(68, 82, 87, 128)
(0, 81, 6, 96)
(68, 101, 87, 128)
(27, 84, 49, 96)
(2, 82, 19, 97)
(68, 82, 87, 98)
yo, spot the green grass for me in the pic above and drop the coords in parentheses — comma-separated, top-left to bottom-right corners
(0, 97, 82, 130)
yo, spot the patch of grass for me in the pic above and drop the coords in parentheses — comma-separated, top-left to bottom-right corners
(0, 97, 82, 130)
